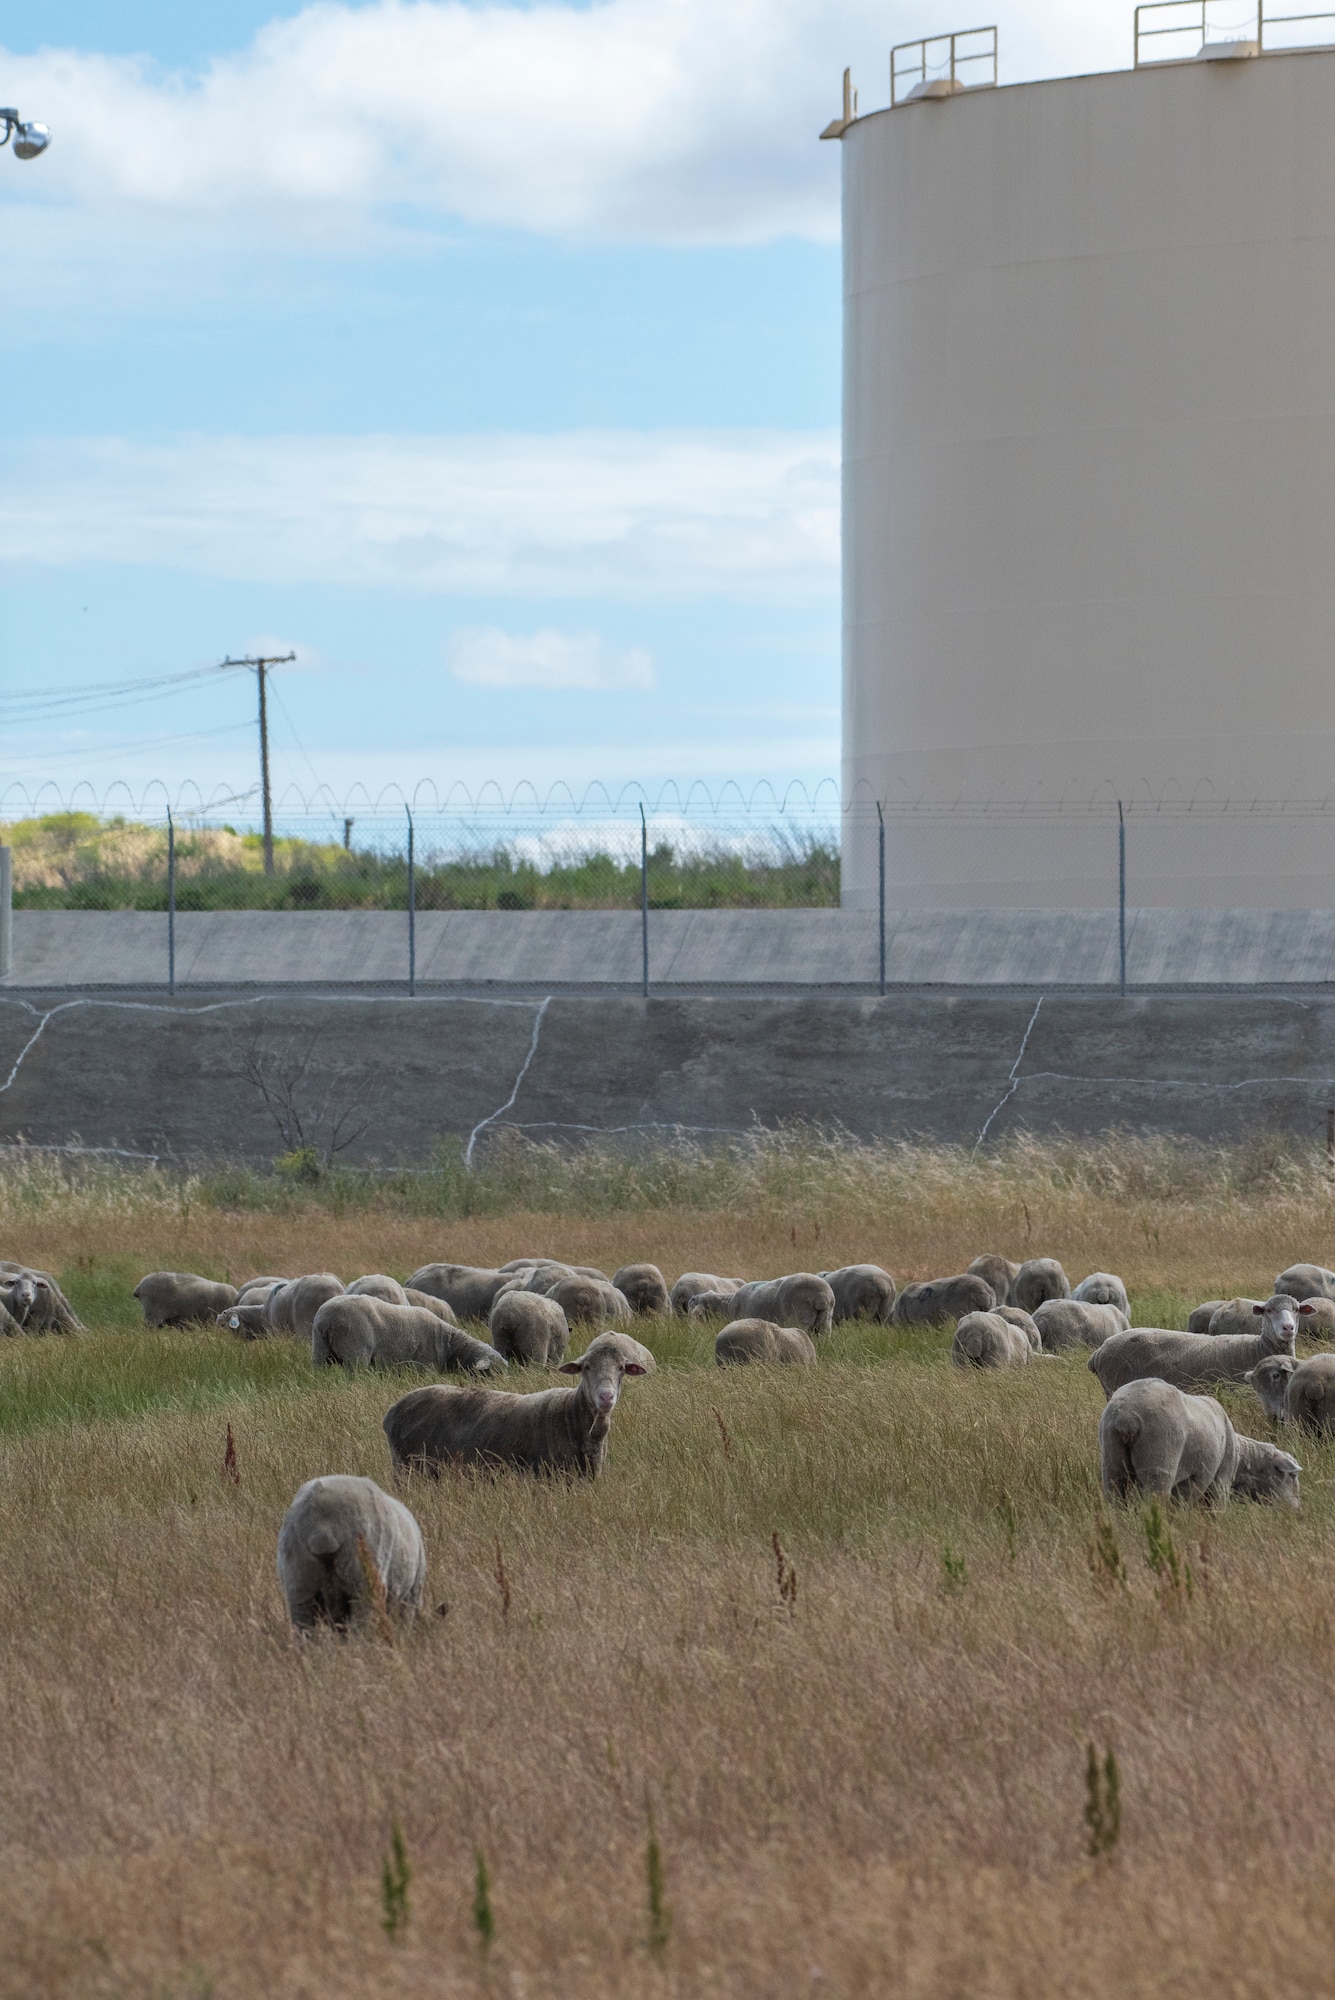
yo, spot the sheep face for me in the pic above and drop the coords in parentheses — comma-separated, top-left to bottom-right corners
(1236, 1442, 1303, 1510)
(2, 1275, 40, 1322)
(1253, 1296, 1301, 1350)
(1245, 1354, 1297, 1420)
(559, 1337, 648, 1415)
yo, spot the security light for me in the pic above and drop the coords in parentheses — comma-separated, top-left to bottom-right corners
(0, 110, 50, 160)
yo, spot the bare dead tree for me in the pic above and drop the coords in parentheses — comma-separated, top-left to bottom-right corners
(228, 1022, 378, 1174)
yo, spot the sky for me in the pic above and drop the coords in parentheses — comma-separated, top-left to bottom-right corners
(0, 0, 1136, 818)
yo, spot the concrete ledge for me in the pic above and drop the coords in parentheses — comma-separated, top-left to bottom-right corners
(8, 905, 1335, 988)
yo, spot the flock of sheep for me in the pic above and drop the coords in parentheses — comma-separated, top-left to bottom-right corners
(3, 1244, 1331, 1633)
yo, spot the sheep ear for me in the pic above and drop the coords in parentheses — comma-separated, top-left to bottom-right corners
(1244, 1369, 1254, 1381)
(1299, 1302, 1315, 1314)
(623, 1362, 647, 1376)
(558, 1360, 582, 1375)
(1253, 1304, 1265, 1315)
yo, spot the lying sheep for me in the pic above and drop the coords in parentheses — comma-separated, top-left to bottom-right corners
(967, 1254, 1020, 1302)
(1089, 1296, 1299, 1399)
(952, 1311, 1035, 1368)
(1275, 1263, 1335, 1302)
(1073, 1272, 1130, 1315)
(722, 1275, 835, 1339)
(265, 1272, 345, 1340)
(406, 1263, 513, 1320)
(612, 1264, 672, 1315)
(489, 1289, 570, 1366)
(1033, 1298, 1128, 1353)
(133, 1271, 236, 1329)
(1206, 1297, 1269, 1338)
(0, 1264, 84, 1334)
(277, 1475, 426, 1631)
(891, 1274, 995, 1328)
(1010, 1258, 1071, 1313)
(383, 1330, 651, 1480)
(1246, 1349, 1335, 1432)
(716, 1318, 817, 1366)
(1099, 1378, 1300, 1507)
(670, 1271, 744, 1315)
(820, 1264, 897, 1324)
(346, 1274, 409, 1304)
(312, 1296, 506, 1375)
(546, 1275, 631, 1328)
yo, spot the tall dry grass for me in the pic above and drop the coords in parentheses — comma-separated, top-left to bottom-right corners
(4, 1138, 1335, 1994)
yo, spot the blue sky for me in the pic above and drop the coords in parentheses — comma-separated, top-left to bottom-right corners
(0, 0, 1130, 813)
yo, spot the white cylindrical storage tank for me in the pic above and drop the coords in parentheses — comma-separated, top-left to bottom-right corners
(841, 42, 1335, 909)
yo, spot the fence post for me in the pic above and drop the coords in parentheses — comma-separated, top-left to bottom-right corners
(167, 810, 176, 997)
(639, 804, 649, 998)
(1118, 800, 1126, 997)
(0, 845, 11, 983)
(406, 806, 416, 996)
(877, 801, 886, 995)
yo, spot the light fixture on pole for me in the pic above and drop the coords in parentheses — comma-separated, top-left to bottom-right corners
(0, 109, 50, 160)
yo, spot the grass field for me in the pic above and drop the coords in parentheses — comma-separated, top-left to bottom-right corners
(4, 1137, 1335, 1997)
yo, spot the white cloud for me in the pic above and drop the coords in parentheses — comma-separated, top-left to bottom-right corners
(0, 429, 839, 599)
(0, 0, 1134, 247)
(451, 626, 654, 690)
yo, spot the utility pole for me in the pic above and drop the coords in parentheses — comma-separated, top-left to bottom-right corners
(219, 652, 295, 874)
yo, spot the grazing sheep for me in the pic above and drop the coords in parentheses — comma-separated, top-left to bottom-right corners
(1100, 1379, 1237, 1503)
(1206, 1297, 1269, 1338)
(1089, 1296, 1299, 1399)
(1187, 1300, 1226, 1334)
(1032, 1298, 1128, 1354)
(383, 1330, 651, 1480)
(133, 1271, 237, 1329)
(1010, 1258, 1071, 1312)
(891, 1274, 996, 1328)
(1231, 1434, 1302, 1507)
(546, 1275, 632, 1328)
(277, 1475, 426, 1632)
(488, 1289, 570, 1366)
(820, 1264, 897, 1324)
(237, 1274, 287, 1298)
(1073, 1272, 1130, 1315)
(688, 1290, 744, 1320)
(217, 1300, 271, 1339)
(500, 1258, 608, 1281)
(405, 1263, 513, 1321)
(346, 1274, 409, 1304)
(722, 1275, 836, 1339)
(0, 1265, 84, 1334)
(612, 1264, 672, 1315)
(670, 1272, 744, 1315)
(1246, 1350, 1335, 1433)
(952, 1311, 1034, 1368)
(403, 1288, 460, 1325)
(994, 1304, 1042, 1349)
(715, 1318, 817, 1366)
(263, 1272, 346, 1340)
(967, 1254, 1020, 1302)
(1275, 1263, 1335, 1303)
(311, 1296, 506, 1375)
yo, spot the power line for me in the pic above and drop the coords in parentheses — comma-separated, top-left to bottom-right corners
(0, 661, 250, 718)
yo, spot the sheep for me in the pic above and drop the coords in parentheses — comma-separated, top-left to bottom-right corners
(264, 1273, 345, 1340)
(346, 1274, 409, 1304)
(0, 1265, 84, 1334)
(1206, 1297, 1269, 1338)
(720, 1275, 836, 1339)
(383, 1330, 652, 1480)
(715, 1318, 817, 1366)
(1187, 1300, 1226, 1333)
(967, 1254, 1020, 1302)
(1097, 1377, 1299, 1507)
(1275, 1263, 1335, 1303)
(891, 1274, 995, 1328)
(488, 1289, 570, 1366)
(276, 1475, 426, 1632)
(670, 1272, 744, 1316)
(133, 1271, 237, 1329)
(217, 1300, 271, 1339)
(546, 1275, 632, 1328)
(688, 1290, 745, 1320)
(994, 1304, 1043, 1349)
(311, 1296, 507, 1375)
(1231, 1434, 1303, 1507)
(1010, 1258, 1071, 1312)
(612, 1264, 672, 1315)
(1089, 1296, 1299, 1399)
(952, 1311, 1034, 1368)
(500, 1258, 608, 1281)
(1032, 1298, 1128, 1354)
(405, 1263, 513, 1321)
(820, 1264, 897, 1324)
(404, 1288, 460, 1326)
(1246, 1350, 1335, 1433)
(237, 1275, 287, 1298)
(1073, 1272, 1130, 1315)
